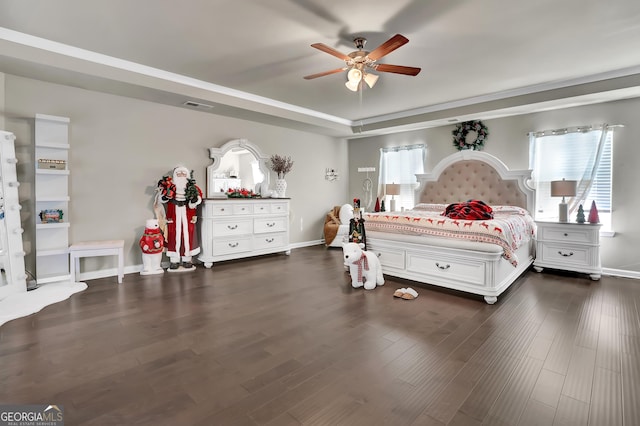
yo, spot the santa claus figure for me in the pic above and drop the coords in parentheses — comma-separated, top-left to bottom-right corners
(157, 166, 203, 271)
(139, 218, 165, 275)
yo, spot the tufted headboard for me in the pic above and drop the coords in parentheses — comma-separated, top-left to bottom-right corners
(415, 151, 534, 212)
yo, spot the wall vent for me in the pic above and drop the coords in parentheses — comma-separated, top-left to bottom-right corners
(182, 100, 214, 109)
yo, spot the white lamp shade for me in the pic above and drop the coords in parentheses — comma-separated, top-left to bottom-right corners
(363, 72, 379, 88)
(347, 68, 363, 83)
(345, 80, 360, 91)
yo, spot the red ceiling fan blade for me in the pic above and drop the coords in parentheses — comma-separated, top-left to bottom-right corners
(367, 34, 409, 61)
(373, 64, 421, 76)
(303, 68, 346, 80)
(310, 43, 351, 61)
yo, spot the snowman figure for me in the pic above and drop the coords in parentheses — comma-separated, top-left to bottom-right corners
(139, 218, 165, 275)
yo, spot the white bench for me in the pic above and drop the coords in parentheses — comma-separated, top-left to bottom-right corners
(69, 240, 125, 284)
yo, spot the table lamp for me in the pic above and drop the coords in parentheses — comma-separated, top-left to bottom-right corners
(386, 183, 400, 212)
(550, 179, 577, 222)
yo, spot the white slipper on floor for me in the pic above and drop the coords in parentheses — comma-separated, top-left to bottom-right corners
(393, 288, 406, 298)
(401, 287, 419, 300)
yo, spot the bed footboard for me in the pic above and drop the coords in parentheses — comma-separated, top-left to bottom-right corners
(367, 237, 533, 304)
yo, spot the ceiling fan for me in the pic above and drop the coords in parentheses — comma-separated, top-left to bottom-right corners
(303, 34, 421, 91)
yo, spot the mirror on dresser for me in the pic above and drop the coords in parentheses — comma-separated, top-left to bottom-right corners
(200, 139, 290, 268)
(206, 139, 270, 198)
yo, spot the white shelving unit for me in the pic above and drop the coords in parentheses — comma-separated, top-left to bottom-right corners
(35, 114, 71, 284)
(0, 131, 27, 300)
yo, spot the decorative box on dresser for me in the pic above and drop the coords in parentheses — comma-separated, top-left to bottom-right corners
(198, 198, 290, 268)
(533, 221, 601, 280)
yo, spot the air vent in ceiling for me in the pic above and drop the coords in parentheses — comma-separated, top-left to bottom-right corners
(182, 100, 214, 109)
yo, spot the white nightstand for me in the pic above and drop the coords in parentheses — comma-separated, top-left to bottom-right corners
(533, 221, 602, 280)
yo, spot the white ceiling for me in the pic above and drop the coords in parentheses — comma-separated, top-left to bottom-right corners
(2, 0, 640, 137)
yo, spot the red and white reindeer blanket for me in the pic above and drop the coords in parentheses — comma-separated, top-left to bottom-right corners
(363, 204, 535, 266)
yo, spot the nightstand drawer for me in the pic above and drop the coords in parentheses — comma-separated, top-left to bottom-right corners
(537, 242, 594, 268)
(538, 225, 598, 244)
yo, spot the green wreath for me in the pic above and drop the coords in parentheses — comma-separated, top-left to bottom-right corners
(452, 120, 488, 151)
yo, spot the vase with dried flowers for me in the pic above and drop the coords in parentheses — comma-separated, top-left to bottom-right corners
(268, 154, 294, 197)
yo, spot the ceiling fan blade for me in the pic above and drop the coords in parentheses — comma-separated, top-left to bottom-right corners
(310, 43, 351, 61)
(373, 64, 421, 76)
(367, 34, 409, 61)
(303, 68, 346, 80)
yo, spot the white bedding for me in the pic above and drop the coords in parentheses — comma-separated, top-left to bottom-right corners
(363, 204, 535, 267)
(366, 230, 504, 253)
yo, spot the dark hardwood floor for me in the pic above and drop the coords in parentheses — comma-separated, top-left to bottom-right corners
(1, 246, 639, 425)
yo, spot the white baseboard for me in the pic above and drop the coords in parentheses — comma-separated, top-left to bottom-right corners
(602, 267, 640, 280)
(76, 244, 640, 283)
(77, 264, 142, 283)
(77, 241, 328, 282)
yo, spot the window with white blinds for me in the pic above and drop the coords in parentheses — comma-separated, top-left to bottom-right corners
(529, 128, 613, 227)
(378, 144, 425, 211)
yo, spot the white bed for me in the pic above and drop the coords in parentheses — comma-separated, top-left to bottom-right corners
(365, 151, 536, 304)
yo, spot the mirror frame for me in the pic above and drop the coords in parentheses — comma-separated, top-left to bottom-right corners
(206, 139, 270, 198)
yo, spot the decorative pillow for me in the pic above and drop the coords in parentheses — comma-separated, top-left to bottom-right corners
(339, 203, 354, 224)
(492, 205, 530, 216)
(412, 203, 448, 213)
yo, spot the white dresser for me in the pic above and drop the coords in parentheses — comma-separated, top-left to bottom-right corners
(533, 221, 601, 280)
(198, 198, 290, 267)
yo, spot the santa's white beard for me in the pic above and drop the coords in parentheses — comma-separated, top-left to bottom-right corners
(173, 175, 188, 201)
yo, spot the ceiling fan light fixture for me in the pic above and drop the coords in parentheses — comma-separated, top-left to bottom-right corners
(345, 80, 360, 92)
(347, 68, 363, 83)
(363, 72, 379, 88)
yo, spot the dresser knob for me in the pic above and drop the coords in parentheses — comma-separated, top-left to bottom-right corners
(227, 224, 238, 230)
(563, 233, 569, 237)
(436, 262, 450, 270)
(558, 251, 574, 257)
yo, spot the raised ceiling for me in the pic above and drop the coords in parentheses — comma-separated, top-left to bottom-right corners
(1, 0, 640, 137)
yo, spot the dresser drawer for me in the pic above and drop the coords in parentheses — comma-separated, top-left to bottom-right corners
(232, 203, 253, 215)
(253, 203, 271, 214)
(270, 202, 289, 214)
(212, 218, 253, 236)
(254, 216, 287, 234)
(537, 242, 592, 267)
(209, 203, 233, 216)
(406, 251, 486, 286)
(253, 233, 287, 250)
(212, 236, 252, 255)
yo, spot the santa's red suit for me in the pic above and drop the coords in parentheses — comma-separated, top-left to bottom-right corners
(158, 166, 203, 268)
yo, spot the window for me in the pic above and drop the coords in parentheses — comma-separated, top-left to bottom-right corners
(529, 126, 613, 230)
(378, 144, 425, 211)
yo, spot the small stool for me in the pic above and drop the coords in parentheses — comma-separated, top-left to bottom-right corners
(69, 240, 125, 284)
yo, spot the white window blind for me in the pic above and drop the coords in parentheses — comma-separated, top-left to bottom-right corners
(529, 127, 613, 227)
(378, 144, 425, 210)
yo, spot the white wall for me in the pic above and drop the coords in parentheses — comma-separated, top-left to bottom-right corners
(4, 75, 349, 276)
(0, 73, 4, 129)
(349, 98, 640, 273)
